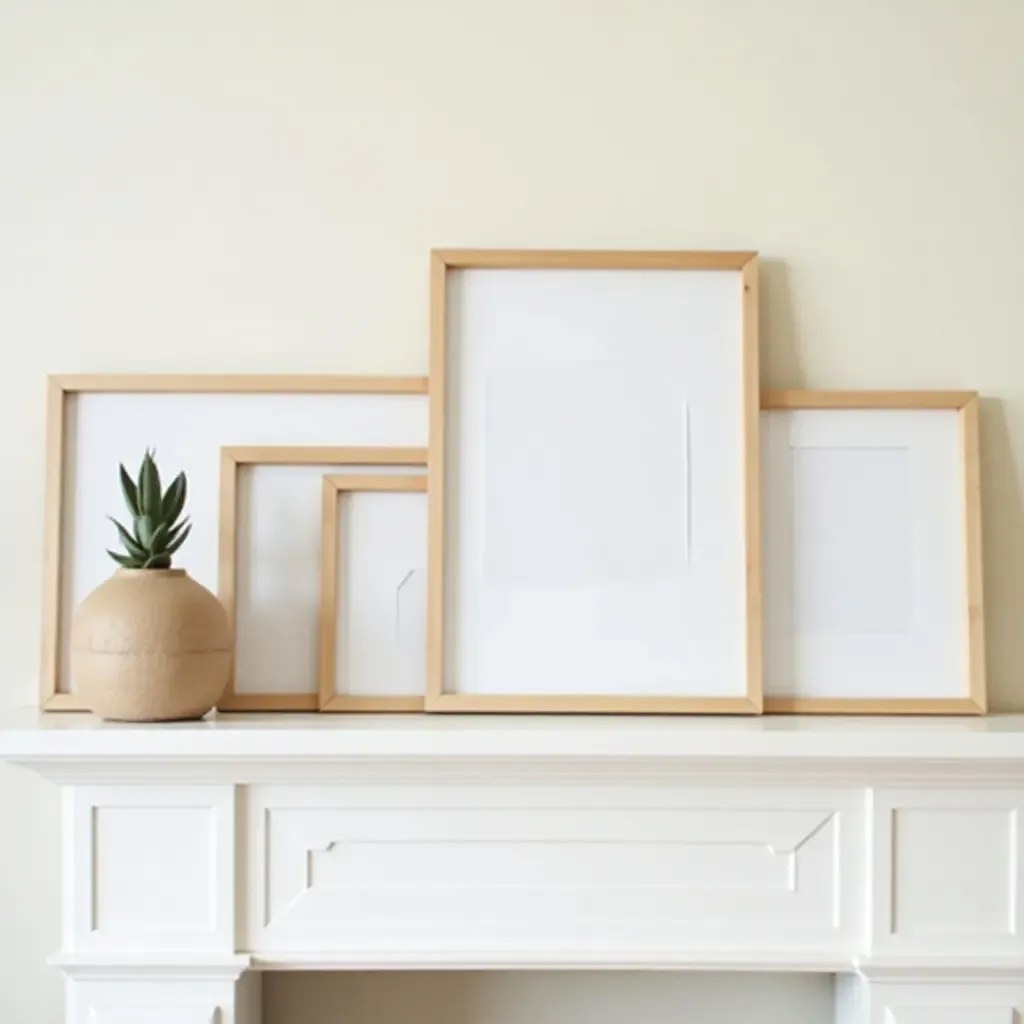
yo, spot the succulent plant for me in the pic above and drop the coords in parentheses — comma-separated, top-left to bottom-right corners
(106, 449, 191, 569)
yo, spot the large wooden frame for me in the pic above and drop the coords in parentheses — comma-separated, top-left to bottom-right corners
(319, 473, 428, 713)
(218, 446, 427, 711)
(41, 374, 427, 712)
(426, 249, 762, 714)
(761, 390, 985, 715)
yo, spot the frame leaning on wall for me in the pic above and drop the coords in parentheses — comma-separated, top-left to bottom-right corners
(318, 473, 429, 712)
(217, 446, 427, 712)
(426, 249, 762, 714)
(41, 375, 428, 711)
(761, 389, 986, 715)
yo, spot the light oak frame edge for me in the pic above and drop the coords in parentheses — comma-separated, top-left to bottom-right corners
(760, 389, 986, 716)
(426, 249, 762, 715)
(318, 473, 428, 713)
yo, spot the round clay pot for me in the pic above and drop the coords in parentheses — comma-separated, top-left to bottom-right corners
(70, 569, 232, 722)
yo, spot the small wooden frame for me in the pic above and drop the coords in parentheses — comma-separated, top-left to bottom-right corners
(218, 447, 427, 711)
(761, 390, 985, 715)
(427, 249, 761, 714)
(319, 474, 428, 712)
(41, 375, 427, 711)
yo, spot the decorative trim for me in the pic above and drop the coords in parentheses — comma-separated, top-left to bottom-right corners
(254, 949, 850, 972)
(49, 952, 251, 982)
(855, 958, 1024, 984)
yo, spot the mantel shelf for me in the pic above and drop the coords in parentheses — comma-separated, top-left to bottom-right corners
(5, 707, 1024, 775)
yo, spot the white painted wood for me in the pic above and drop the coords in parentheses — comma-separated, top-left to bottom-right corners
(445, 267, 748, 698)
(60, 391, 427, 693)
(11, 709, 1024, 770)
(763, 408, 967, 701)
(235, 463, 426, 697)
(332, 487, 428, 698)
(87, 1008, 218, 1024)
(5, 714, 1024, 1020)
(884, 1010, 1014, 1024)
(67, 786, 235, 954)
(66, 970, 259, 1024)
(837, 974, 1024, 1023)
(866, 983, 1021, 1024)
(870, 789, 1024, 960)
(248, 783, 859, 960)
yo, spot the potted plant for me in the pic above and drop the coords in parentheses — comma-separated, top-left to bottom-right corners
(70, 450, 232, 721)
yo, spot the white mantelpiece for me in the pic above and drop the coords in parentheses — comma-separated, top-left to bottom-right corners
(3, 710, 1024, 1024)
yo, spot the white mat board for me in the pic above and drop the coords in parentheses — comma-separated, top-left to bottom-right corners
(762, 408, 967, 700)
(444, 267, 749, 698)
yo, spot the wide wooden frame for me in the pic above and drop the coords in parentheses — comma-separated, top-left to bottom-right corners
(761, 389, 985, 716)
(426, 249, 762, 714)
(319, 473, 428, 713)
(217, 446, 427, 711)
(41, 374, 427, 712)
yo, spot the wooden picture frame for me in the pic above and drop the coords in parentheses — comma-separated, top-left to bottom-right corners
(426, 249, 761, 714)
(218, 447, 427, 711)
(319, 473, 428, 712)
(40, 374, 427, 711)
(761, 390, 985, 715)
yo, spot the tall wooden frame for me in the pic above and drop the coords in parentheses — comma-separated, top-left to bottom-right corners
(319, 474, 428, 712)
(761, 390, 985, 715)
(41, 374, 427, 712)
(218, 446, 427, 711)
(426, 249, 762, 714)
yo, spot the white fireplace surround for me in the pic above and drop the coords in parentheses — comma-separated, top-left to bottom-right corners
(3, 710, 1024, 1024)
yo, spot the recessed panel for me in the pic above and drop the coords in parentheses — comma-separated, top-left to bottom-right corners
(250, 785, 855, 958)
(893, 808, 1013, 937)
(94, 806, 213, 934)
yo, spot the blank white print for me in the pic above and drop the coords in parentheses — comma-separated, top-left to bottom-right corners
(447, 267, 746, 697)
(483, 364, 690, 587)
(335, 490, 427, 698)
(763, 409, 966, 700)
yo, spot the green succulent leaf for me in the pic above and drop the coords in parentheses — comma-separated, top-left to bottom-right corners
(109, 516, 147, 559)
(118, 464, 140, 517)
(110, 451, 191, 567)
(106, 549, 138, 568)
(163, 522, 192, 556)
(135, 514, 155, 548)
(162, 517, 190, 548)
(161, 472, 187, 526)
(149, 521, 170, 554)
(139, 450, 162, 517)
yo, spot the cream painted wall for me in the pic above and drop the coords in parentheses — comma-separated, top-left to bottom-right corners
(1, 1, 1022, 1020)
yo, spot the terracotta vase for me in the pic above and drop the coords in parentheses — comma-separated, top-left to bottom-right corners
(70, 568, 232, 722)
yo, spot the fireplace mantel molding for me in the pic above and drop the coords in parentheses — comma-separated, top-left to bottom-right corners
(4, 709, 1024, 1024)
